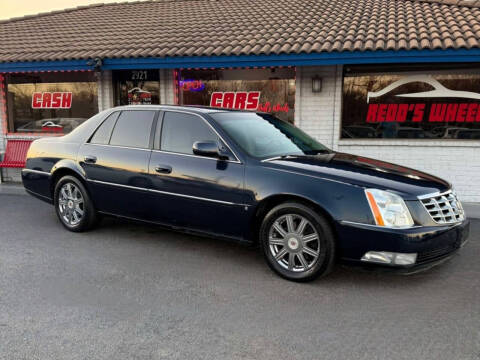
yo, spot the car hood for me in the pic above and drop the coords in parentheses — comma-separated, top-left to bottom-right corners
(264, 152, 450, 200)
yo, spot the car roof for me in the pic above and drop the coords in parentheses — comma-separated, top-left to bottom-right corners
(110, 104, 251, 115)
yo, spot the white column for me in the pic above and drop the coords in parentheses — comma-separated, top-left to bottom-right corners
(331, 65, 343, 152)
(159, 69, 175, 105)
(0, 74, 6, 153)
(294, 65, 338, 148)
(97, 70, 114, 111)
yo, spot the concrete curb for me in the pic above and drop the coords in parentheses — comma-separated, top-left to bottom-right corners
(0, 182, 479, 219)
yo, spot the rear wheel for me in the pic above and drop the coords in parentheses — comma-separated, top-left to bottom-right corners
(54, 175, 97, 232)
(260, 202, 335, 282)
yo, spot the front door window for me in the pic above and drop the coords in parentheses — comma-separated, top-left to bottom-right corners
(160, 111, 218, 155)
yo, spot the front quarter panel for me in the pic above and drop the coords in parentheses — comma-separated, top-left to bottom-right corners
(246, 163, 375, 225)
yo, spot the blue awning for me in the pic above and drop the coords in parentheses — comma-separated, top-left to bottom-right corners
(1, 49, 480, 73)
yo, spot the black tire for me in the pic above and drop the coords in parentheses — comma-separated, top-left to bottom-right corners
(54, 175, 98, 232)
(259, 202, 336, 282)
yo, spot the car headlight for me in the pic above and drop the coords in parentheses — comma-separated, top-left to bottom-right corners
(365, 189, 414, 228)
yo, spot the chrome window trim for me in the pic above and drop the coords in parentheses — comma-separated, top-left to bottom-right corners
(83, 108, 243, 164)
(150, 149, 240, 164)
(22, 168, 51, 176)
(83, 143, 152, 152)
(159, 109, 242, 164)
(87, 179, 248, 207)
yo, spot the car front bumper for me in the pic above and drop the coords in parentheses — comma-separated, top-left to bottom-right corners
(336, 219, 470, 272)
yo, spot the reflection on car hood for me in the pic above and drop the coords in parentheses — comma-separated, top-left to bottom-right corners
(264, 152, 450, 199)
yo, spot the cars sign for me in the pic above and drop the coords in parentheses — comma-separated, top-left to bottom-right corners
(210, 91, 261, 110)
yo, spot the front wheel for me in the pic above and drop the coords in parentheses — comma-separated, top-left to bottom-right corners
(259, 202, 336, 282)
(54, 175, 97, 232)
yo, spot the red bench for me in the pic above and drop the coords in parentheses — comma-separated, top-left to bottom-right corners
(0, 139, 33, 181)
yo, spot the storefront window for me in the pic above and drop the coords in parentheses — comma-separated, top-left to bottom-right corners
(177, 68, 296, 123)
(5, 72, 98, 135)
(113, 70, 160, 106)
(342, 66, 480, 139)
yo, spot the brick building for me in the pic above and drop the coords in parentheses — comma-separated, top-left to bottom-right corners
(1, 0, 480, 201)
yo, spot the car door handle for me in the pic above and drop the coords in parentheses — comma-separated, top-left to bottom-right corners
(155, 164, 172, 174)
(84, 155, 97, 164)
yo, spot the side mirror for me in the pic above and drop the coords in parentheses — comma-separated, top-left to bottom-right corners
(193, 141, 229, 160)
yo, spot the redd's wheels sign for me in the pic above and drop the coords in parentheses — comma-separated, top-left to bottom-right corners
(365, 75, 480, 123)
(342, 72, 480, 139)
(32, 92, 72, 109)
(366, 102, 480, 123)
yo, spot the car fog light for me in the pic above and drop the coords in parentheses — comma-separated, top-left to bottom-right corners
(394, 253, 417, 265)
(361, 251, 417, 265)
(361, 251, 394, 264)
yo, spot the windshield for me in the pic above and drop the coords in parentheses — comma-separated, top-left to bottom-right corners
(210, 112, 330, 159)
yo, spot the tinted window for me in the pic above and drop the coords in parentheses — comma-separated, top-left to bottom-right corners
(109, 110, 155, 148)
(161, 112, 218, 154)
(90, 112, 119, 144)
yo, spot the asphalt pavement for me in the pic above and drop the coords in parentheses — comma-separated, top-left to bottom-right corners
(0, 193, 479, 360)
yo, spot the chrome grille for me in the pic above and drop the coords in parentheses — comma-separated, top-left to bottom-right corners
(419, 190, 465, 224)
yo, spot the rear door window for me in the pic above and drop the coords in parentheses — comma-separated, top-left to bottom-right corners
(109, 110, 156, 149)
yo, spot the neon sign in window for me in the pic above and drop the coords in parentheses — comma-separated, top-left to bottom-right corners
(179, 79, 205, 92)
(177, 68, 296, 123)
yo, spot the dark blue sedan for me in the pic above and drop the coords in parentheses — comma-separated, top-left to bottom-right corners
(22, 106, 470, 281)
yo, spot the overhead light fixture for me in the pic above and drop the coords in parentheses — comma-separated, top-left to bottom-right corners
(312, 75, 322, 93)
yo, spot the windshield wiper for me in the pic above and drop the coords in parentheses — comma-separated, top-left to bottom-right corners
(263, 154, 312, 161)
(304, 149, 332, 155)
(263, 150, 333, 162)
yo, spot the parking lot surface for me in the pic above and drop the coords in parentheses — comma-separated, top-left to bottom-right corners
(0, 194, 479, 360)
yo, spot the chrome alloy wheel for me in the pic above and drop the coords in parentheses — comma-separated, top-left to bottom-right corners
(58, 182, 84, 226)
(268, 214, 320, 272)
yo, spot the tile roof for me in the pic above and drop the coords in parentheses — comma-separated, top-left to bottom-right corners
(0, 0, 480, 63)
